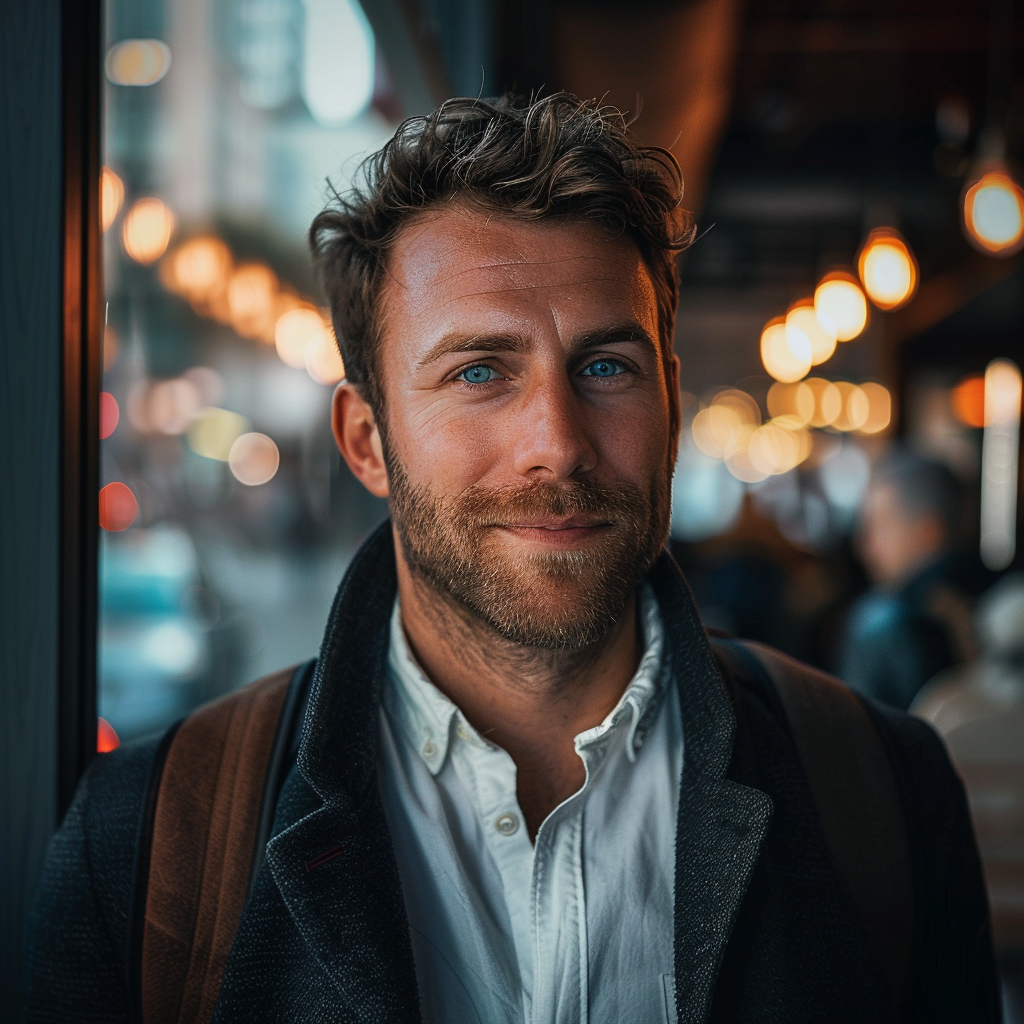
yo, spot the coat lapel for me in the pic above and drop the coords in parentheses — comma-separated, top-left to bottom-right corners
(264, 523, 421, 1021)
(249, 529, 767, 1024)
(649, 555, 774, 1024)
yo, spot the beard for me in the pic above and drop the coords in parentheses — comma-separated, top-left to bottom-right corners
(386, 456, 670, 650)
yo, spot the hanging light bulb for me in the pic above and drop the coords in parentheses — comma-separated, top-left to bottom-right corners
(963, 170, 1024, 256)
(857, 229, 918, 311)
(814, 272, 868, 342)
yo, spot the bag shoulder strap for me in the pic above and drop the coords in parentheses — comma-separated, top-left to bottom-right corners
(136, 660, 313, 1024)
(717, 638, 913, 1011)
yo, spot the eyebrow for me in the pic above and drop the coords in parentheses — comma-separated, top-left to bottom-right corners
(417, 321, 657, 368)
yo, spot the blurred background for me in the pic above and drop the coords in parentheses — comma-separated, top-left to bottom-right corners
(96, 0, 1023, 1000)
(97, 0, 1022, 734)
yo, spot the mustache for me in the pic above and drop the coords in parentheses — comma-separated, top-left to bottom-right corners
(439, 479, 650, 527)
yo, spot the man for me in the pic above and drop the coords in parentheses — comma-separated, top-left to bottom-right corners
(28, 94, 998, 1023)
(839, 448, 973, 709)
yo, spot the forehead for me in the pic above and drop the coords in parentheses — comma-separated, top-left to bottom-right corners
(378, 208, 658, 343)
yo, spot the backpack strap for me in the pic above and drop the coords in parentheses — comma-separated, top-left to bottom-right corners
(136, 660, 314, 1024)
(715, 638, 914, 1012)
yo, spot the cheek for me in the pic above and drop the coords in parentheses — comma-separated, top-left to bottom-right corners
(394, 402, 506, 490)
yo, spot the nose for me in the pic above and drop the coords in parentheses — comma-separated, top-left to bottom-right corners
(510, 374, 598, 481)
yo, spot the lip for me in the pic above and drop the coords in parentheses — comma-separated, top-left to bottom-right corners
(499, 515, 608, 531)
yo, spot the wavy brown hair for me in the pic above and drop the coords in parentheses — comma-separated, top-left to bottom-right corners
(309, 92, 694, 418)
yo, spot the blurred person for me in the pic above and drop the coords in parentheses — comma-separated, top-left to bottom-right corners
(27, 95, 998, 1023)
(914, 576, 1024, 956)
(839, 448, 972, 709)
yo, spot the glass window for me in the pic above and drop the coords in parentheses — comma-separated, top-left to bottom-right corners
(99, 0, 395, 742)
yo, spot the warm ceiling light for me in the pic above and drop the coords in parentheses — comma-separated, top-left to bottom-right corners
(227, 263, 279, 341)
(122, 198, 175, 264)
(813, 272, 868, 342)
(761, 317, 812, 383)
(951, 374, 986, 428)
(166, 237, 232, 305)
(100, 167, 124, 232)
(105, 39, 172, 86)
(857, 229, 918, 311)
(275, 306, 324, 368)
(786, 302, 837, 366)
(856, 382, 893, 435)
(305, 323, 346, 385)
(963, 171, 1024, 256)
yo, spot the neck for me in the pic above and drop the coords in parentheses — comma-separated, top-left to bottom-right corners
(393, 533, 643, 838)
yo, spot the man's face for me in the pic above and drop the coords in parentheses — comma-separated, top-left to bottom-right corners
(857, 480, 946, 587)
(372, 209, 678, 649)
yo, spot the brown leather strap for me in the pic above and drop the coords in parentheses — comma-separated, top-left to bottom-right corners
(142, 668, 293, 1024)
(742, 641, 914, 1011)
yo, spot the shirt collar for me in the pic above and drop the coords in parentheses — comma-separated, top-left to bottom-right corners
(385, 583, 668, 776)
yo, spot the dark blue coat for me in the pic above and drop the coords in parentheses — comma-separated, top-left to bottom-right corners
(26, 526, 1000, 1023)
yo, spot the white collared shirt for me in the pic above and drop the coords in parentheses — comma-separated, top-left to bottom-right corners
(377, 584, 683, 1024)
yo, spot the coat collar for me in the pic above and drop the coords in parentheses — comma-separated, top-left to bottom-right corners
(264, 524, 771, 1024)
(648, 557, 774, 1024)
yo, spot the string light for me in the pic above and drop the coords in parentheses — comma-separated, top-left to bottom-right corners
(814, 272, 868, 341)
(963, 171, 1024, 256)
(858, 229, 918, 311)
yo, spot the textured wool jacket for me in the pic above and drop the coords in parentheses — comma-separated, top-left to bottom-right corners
(27, 525, 1000, 1023)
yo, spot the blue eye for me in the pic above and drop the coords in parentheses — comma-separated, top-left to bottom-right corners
(581, 359, 624, 378)
(458, 365, 498, 384)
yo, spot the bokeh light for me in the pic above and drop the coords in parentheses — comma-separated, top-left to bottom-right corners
(831, 382, 870, 432)
(767, 381, 814, 426)
(147, 377, 203, 435)
(105, 39, 172, 86)
(187, 408, 249, 461)
(275, 305, 324, 368)
(97, 717, 120, 753)
(122, 198, 175, 265)
(814, 272, 868, 341)
(786, 302, 837, 366)
(691, 390, 760, 459)
(99, 392, 120, 439)
(228, 432, 280, 485)
(963, 172, 1024, 256)
(761, 317, 812, 383)
(99, 482, 139, 532)
(227, 263, 279, 341)
(855, 382, 893, 434)
(858, 229, 918, 311)
(164, 237, 232, 311)
(100, 167, 124, 232)
(952, 374, 986, 428)
(305, 323, 346, 385)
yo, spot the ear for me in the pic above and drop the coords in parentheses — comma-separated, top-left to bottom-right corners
(332, 383, 390, 498)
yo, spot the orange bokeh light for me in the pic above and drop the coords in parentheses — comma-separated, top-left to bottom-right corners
(963, 172, 1024, 256)
(227, 263, 279, 341)
(99, 392, 120, 439)
(97, 717, 120, 753)
(857, 229, 918, 311)
(100, 167, 124, 232)
(122, 197, 175, 264)
(99, 481, 139, 532)
(952, 375, 986, 428)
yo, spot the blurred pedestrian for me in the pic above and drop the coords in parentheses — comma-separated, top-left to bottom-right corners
(838, 448, 972, 709)
(914, 574, 1024, 1020)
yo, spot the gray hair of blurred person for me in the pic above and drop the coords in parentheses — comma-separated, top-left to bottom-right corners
(870, 447, 968, 545)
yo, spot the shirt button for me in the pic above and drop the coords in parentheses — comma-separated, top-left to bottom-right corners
(422, 739, 436, 758)
(456, 724, 470, 741)
(494, 813, 519, 836)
